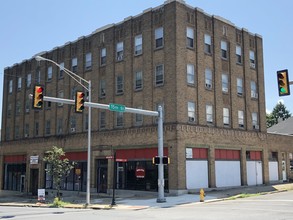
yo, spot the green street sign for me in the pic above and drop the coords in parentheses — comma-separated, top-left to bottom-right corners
(109, 103, 125, 112)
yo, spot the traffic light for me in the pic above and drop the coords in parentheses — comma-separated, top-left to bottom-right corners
(162, 156, 170, 165)
(75, 91, 85, 113)
(277, 69, 290, 96)
(33, 85, 44, 109)
(152, 156, 160, 165)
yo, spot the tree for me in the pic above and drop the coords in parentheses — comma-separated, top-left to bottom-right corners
(43, 146, 75, 200)
(266, 102, 292, 128)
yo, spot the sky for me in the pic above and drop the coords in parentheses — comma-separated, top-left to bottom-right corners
(1, 0, 293, 127)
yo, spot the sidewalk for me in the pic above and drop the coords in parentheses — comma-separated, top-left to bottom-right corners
(0, 183, 292, 210)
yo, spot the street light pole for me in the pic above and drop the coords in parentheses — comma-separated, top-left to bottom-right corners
(34, 55, 92, 205)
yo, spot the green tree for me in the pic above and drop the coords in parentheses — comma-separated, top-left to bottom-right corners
(43, 146, 75, 200)
(266, 102, 292, 128)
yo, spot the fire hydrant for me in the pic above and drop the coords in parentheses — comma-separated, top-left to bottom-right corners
(200, 188, 205, 202)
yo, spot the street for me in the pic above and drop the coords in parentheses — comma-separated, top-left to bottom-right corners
(1, 190, 293, 220)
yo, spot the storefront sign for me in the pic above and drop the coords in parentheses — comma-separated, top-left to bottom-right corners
(30, 156, 39, 165)
(38, 189, 45, 202)
(136, 168, 145, 178)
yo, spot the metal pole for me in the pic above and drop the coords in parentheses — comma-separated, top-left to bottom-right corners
(157, 105, 166, 203)
(111, 151, 116, 206)
(86, 80, 92, 205)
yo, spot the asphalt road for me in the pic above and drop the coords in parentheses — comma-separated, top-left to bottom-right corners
(1, 190, 293, 220)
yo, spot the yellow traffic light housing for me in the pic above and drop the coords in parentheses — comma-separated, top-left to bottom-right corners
(75, 91, 85, 113)
(162, 156, 170, 165)
(277, 69, 290, 96)
(33, 85, 44, 109)
(152, 156, 160, 165)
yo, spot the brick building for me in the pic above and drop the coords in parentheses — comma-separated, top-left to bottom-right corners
(1, 0, 292, 196)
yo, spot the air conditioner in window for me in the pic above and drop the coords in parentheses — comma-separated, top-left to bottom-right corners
(251, 91, 258, 99)
(117, 54, 123, 61)
(250, 63, 255, 68)
(24, 134, 29, 138)
(222, 87, 228, 93)
(71, 128, 76, 132)
(205, 83, 212, 89)
(188, 117, 195, 122)
(239, 124, 244, 128)
(253, 125, 259, 129)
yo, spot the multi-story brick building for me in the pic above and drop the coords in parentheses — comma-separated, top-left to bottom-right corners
(1, 0, 292, 196)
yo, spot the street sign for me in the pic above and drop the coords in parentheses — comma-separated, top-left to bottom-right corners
(109, 103, 125, 112)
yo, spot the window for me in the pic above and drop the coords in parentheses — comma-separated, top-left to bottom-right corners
(70, 116, 76, 133)
(84, 114, 88, 131)
(205, 68, 212, 89)
(17, 77, 22, 90)
(6, 127, 10, 140)
(186, 27, 194, 48)
(57, 119, 63, 135)
(222, 74, 228, 93)
(35, 122, 39, 136)
(9, 80, 13, 94)
(116, 112, 124, 127)
(249, 50, 255, 68)
(252, 112, 258, 129)
(134, 71, 143, 90)
(15, 126, 20, 139)
(45, 120, 51, 135)
(237, 78, 243, 96)
(188, 102, 195, 123)
(134, 34, 142, 55)
(223, 108, 229, 126)
(238, 110, 244, 128)
(155, 64, 164, 86)
(7, 104, 11, 117)
(135, 106, 143, 126)
(116, 42, 124, 61)
(24, 124, 29, 138)
(206, 104, 213, 124)
(221, 41, 228, 59)
(35, 70, 41, 84)
(155, 27, 163, 48)
(187, 64, 195, 84)
(204, 34, 211, 54)
(59, 62, 64, 78)
(72, 57, 77, 72)
(99, 111, 106, 129)
(116, 76, 124, 94)
(58, 90, 64, 106)
(99, 80, 106, 98)
(25, 100, 30, 113)
(16, 101, 21, 115)
(47, 66, 52, 81)
(85, 52, 92, 70)
(236, 45, 242, 64)
(100, 48, 106, 65)
(251, 81, 258, 99)
(26, 73, 32, 88)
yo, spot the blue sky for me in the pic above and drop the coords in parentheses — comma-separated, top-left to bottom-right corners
(1, 0, 293, 127)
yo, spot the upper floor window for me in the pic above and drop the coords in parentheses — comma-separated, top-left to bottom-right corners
(17, 77, 22, 90)
(221, 41, 228, 59)
(85, 52, 92, 70)
(236, 45, 242, 64)
(188, 101, 195, 123)
(116, 112, 124, 127)
(237, 78, 243, 96)
(26, 73, 32, 88)
(223, 108, 230, 126)
(206, 104, 213, 124)
(100, 48, 106, 65)
(204, 34, 212, 54)
(134, 34, 142, 55)
(59, 62, 64, 78)
(72, 57, 78, 72)
(7, 103, 12, 117)
(135, 106, 143, 126)
(35, 70, 41, 84)
(70, 116, 76, 133)
(155, 64, 164, 86)
(251, 81, 258, 99)
(9, 80, 13, 94)
(35, 122, 39, 136)
(116, 42, 124, 61)
(16, 101, 21, 115)
(222, 74, 228, 93)
(47, 66, 52, 81)
(24, 124, 30, 138)
(155, 27, 163, 48)
(25, 100, 30, 113)
(57, 118, 63, 135)
(45, 120, 51, 135)
(58, 90, 64, 107)
(252, 112, 259, 129)
(238, 110, 244, 128)
(205, 68, 212, 90)
(99, 80, 106, 98)
(116, 75, 124, 94)
(249, 50, 255, 68)
(134, 71, 143, 90)
(187, 64, 195, 85)
(99, 111, 106, 129)
(186, 27, 194, 48)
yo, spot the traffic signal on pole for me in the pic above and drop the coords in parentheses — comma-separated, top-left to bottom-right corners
(75, 91, 85, 113)
(33, 85, 44, 109)
(162, 156, 170, 165)
(277, 69, 290, 96)
(152, 156, 160, 165)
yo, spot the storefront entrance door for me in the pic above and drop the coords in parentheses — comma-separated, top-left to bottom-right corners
(30, 169, 38, 196)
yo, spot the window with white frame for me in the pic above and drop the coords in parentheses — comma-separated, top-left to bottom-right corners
(100, 48, 106, 65)
(249, 50, 255, 68)
(204, 34, 211, 54)
(135, 106, 143, 126)
(252, 112, 258, 129)
(238, 110, 244, 128)
(222, 74, 228, 93)
(188, 102, 195, 123)
(72, 57, 77, 72)
(186, 27, 194, 48)
(116, 112, 124, 127)
(236, 45, 242, 64)
(134, 70, 143, 90)
(17, 77, 22, 90)
(237, 78, 243, 96)
(250, 81, 258, 99)
(155, 64, 164, 86)
(155, 27, 163, 48)
(187, 64, 195, 84)
(116, 75, 124, 94)
(206, 104, 213, 124)
(59, 62, 64, 78)
(205, 68, 212, 89)
(85, 52, 92, 70)
(27, 73, 31, 88)
(99, 80, 106, 98)
(116, 42, 124, 61)
(99, 111, 106, 129)
(47, 66, 52, 81)
(223, 108, 230, 126)
(9, 80, 13, 94)
(58, 90, 64, 106)
(134, 34, 142, 55)
(221, 41, 228, 59)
